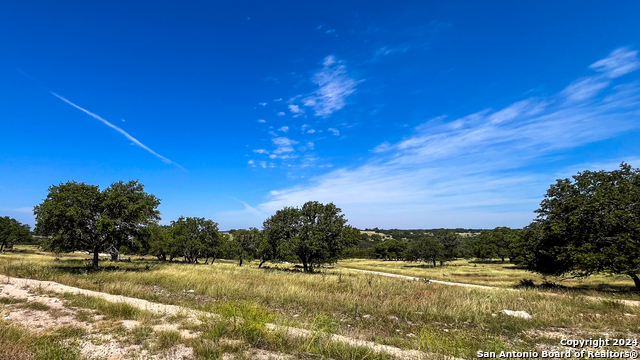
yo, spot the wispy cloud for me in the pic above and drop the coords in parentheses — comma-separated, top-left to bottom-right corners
(49, 92, 185, 171)
(272, 137, 298, 154)
(253, 149, 269, 154)
(288, 104, 304, 114)
(373, 44, 411, 59)
(257, 47, 640, 228)
(278, 126, 289, 132)
(257, 119, 266, 123)
(327, 128, 340, 136)
(277, 111, 285, 116)
(1, 206, 33, 214)
(562, 47, 640, 102)
(301, 55, 361, 117)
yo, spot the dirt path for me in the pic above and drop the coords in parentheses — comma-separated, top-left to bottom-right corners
(343, 268, 640, 307)
(1, 275, 453, 360)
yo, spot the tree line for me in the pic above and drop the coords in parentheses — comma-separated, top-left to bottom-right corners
(2, 163, 639, 288)
(27, 180, 358, 272)
(352, 163, 640, 289)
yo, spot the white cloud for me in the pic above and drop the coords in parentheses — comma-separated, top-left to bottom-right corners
(277, 111, 285, 116)
(327, 128, 340, 136)
(589, 47, 640, 78)
(301, 55, 361, 117)
(278, 126, 289, 132)
(257, 119, 266, 123)
(306, 129, 315, 134)
(274, 98, 283, 102)
(259, 102, 267, 106)
(563, 47, 640, 102)
(1, 206, 33, 214)
(272, 137, 298, 154)
(374, 44, 411, 58)
(257, 48, 640, 228)
(371, 141, 391, 153)
(288, 104, 304, 114)
(259, 161, 267, 168)
(49, 92, 185, 171)
(253, 149, 269, 154)
(325, 29, 335, 34)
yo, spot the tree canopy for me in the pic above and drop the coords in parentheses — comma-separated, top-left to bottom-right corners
(520, 163, 640, 289)
(260, 201, 358, 272)
(34, 180, 160, 267)
(473, 227, 518, 261)
(0, 216, 31, 251)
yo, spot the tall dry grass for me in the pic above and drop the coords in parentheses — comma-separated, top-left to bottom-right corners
(1, 246, 638, 359)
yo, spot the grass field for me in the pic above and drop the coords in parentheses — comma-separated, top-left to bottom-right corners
(0, 246, 639, 359)
(339, 259, 640, 295)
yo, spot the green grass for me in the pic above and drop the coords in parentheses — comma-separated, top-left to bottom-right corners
(62, 293, 157, 322)
(0, 297, 25, 305)
(23, 301, 51, 312)
(155, 330, 182, 350)
(0, 319, 85, 360)
(338, 258, 639, 293)
(1, 246, 639, 359)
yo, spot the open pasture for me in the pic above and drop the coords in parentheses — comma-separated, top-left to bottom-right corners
(0, 246, 639, 359)
(339, 259, 640, 296)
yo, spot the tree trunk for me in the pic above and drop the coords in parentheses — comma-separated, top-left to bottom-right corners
(259, 259, 266, 268)
(432, 259, 436, 267)
(630, 273, 640, 291)
(204, 257, 209, 265)
(92, 248, 100, 268)
(210, 257, 216, 264)
(238, 256, 243, 267)
(302, 259, 308, 272)
(0, 240, 5, 252)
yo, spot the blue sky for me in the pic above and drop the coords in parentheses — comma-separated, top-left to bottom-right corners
(1, 1, 639, 230)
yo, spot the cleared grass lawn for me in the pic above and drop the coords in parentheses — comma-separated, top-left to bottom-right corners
(1, 246, 639, 359)
(339, 258, 639, 294)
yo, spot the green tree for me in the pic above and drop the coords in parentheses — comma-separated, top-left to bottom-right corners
(473, 227, 517, 261)
(522, 163, 640, 289)
(232, 228, 261, 266)
(435, 230, 460, 265)
(0, 216, 31, 252)
(261, 201, 358, 272)
(102, 180, 161, 261)
(374, 239, 408, 261)
(169, 216, 220, 264)
(34, 180, 160, 267)
(259, 206, 300, 267)
(404, 235, 442, 267)
(143, 223, 171, 261)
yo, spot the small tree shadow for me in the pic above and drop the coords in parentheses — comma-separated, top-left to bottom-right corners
(259, 264, 333, 276)
(514, 278, 639, 294)
(49, 258, 153, 274)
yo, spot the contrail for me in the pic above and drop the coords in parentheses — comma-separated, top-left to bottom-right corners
(49, 92, 186, 172)
(15, 67, 185, 171)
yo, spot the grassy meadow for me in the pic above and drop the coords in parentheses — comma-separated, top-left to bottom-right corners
(339, 259, 640, 294)
(0, 246, 639, 359)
